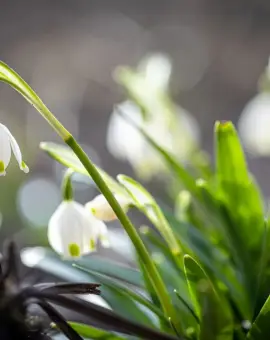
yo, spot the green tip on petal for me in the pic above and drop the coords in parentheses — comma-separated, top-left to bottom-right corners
(68, 243, 80, 257)
(0, 161, 6, 176)
(21, 161, 29, 173)
(89, 239, 96, 251)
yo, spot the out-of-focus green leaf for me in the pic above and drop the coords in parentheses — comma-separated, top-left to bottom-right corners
(117, 174, 183, 271)
(215, 121, 249, 186)
(194, 180, 252, 320)
(21, 247, 154, 326)
(139, 226, 196, 331)
(184, 255, 233, 340)
(164, 209, 246, 305)
(136, 255, 161, 309)
(248, 295, 270, 340)
(214, 121, 265, 312)
(68, 322, 126, 340)
(76, 255, 143, 288)
(40, 142, 127, 196)
(174, 289, 199, 324)
(139, 226, 188, 297)
(22, 247, 143, 287)
(73, 263, 166, 324)
(215, 121, 264, 249)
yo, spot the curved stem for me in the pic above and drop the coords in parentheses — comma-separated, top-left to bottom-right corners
(66, 136, 181, 333)
(0, 61, 70, 140)
(0, 60, 182, 335)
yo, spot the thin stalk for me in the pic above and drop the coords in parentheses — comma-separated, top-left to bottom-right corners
(66, 136, 182, 334)
(62, 168, 74, 201)
(0, 61, 70, 140)
(0, 61, 183, 335)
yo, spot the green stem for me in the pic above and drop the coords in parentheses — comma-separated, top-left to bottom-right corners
(66, 136, 182, 333)
(0, 61, 70, 140)
(62, 168, 74, 201)
(0, 60, 182, 335)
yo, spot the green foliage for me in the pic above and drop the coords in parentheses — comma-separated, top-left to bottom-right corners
(35, 118, 270, 339)
(1, 58, 270, 339)
(39, 115, 270, 339)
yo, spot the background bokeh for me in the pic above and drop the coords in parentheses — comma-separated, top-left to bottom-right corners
(1, 0, 270, 248)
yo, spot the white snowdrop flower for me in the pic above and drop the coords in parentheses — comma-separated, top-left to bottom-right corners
(48, 200, 108, 259)
(0, 123, 29, 176)
(139, 53, 172, 93)
(107, 101, 200, 180)
(85, 194, 130, 222)
(238, 93, 270, 156)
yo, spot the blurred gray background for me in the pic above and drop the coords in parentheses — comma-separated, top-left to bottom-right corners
(1, 0, 270, 244)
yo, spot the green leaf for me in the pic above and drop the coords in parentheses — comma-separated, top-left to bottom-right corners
(21, 247, 143, 287)
(139, 226, 197, 331)
(76, 255, 143, 288)
(117, 174, 183, 271)
(139, 226, 188, 296)
(73, 263, 166, 324)
(40, 142, 127, 196)
(68, 322, 126, 339)
(184, 255, 233, 340)
(215, 121, 249, 185)
(164, 209, 245, 302)
(248, 295, 270, 340)
(22, 247, 155, 326)
(215, 121, 265, 249)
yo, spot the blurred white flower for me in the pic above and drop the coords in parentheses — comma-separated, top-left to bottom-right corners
(114, 54, 173, 118)
(138, 53, 172, 93)
(238, 93, 270, 156)
(107, 101, 200, 180)
(48, 200, 109, 259)
(0, 123, 29, 176)
(85, 194, 131, 222)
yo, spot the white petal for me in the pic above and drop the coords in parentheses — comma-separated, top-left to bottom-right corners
(0, 124, 11, 174)
(139, 53, 172, 91)
(97, 221, 110, 248)
(238, 93, 270, 156)
(48, 201, 97, 259)
(85, 194, 130, 222)
(106, 101, 145, 162)
(1, 124, 29, 173)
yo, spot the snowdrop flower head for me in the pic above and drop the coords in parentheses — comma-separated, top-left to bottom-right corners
(107, 101, 200, 180)
(48, 200, 109, 259)
(138, 53, 172, 92)
(238, 93, 270, 156)
(85, 194, 131, 222)
(0, 123, 29, 176)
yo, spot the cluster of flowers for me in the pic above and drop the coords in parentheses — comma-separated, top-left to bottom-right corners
(0, 123, 130, 259)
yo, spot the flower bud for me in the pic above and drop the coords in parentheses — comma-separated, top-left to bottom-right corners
(85, 194, 130, 222)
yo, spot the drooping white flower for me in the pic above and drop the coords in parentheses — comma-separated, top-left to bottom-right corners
(85, 194, 131, 222)
(0, 123, 29, 176)
(238, 93, 270, 156)
(138, 53, 172, 93)
(48, 200, 109, 259)
(106, 101, 200, 180)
